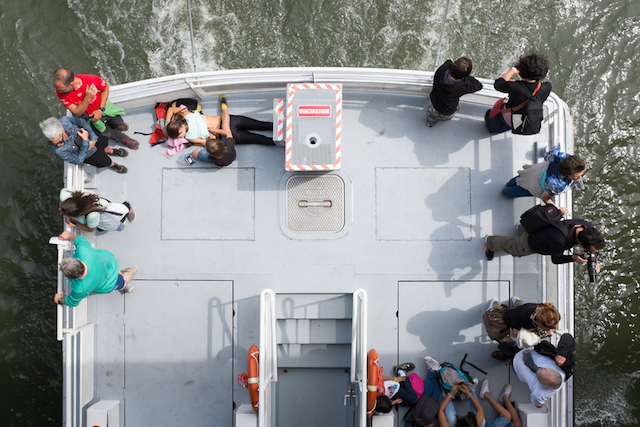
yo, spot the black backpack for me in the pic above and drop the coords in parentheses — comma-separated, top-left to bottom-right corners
(520, 204, 568, 238)
(511, 81, 544, 135)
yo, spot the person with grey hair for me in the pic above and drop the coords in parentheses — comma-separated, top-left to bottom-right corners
(40, 116, 128, 173)
(53, 67, 139, 150)
(513, 347, 565, 407)
(53, 230, 137, 306)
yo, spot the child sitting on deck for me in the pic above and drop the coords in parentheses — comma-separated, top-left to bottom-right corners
(374, 361, 419, 414)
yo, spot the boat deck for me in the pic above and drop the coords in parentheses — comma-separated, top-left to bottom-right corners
(62, 74, 572, 427)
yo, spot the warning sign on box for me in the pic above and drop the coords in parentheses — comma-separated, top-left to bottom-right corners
(298, 105, 331, 117)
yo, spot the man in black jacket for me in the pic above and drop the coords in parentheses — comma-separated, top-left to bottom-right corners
(427, 58, 483, 127)
(484, 219, 604, 269)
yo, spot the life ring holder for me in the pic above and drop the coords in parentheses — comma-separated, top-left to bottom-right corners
(367, 348, 380, 419)
(247, 345, 260, 413)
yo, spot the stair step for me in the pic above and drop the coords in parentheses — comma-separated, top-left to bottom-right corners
(277, 343, 351, 368)
(277, 319, 352, 344)
(276, 293, 352, 319)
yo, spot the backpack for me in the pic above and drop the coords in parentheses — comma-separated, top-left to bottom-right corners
(482, 305, 509, 341)
(404, 394, 439, 426)
(438, 363, 472, 400)
(520, 204, 568, 238)
(408, 373, 424, 399)
(510, 81, 544, 135)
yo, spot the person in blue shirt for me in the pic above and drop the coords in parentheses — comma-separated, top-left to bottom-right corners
(40, 116, 129, 173)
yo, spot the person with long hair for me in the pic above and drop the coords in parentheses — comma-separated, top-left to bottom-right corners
(485, 298, 561, 361)
(59, 188, 135, 232)
(183, 95, 277, 167)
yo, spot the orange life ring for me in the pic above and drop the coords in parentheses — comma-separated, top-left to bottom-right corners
(247, 345, 260, 413)
(367, 348, 379, 419)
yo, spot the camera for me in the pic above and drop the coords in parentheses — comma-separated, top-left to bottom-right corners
(579, 252, 598, 283)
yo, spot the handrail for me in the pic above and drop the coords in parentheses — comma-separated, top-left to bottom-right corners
(59, 161, 88, 427)
(350, 289, 367, 427)
(259, 289, 277, 427)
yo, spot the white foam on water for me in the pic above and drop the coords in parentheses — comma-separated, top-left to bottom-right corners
(574, 370, 639, 426)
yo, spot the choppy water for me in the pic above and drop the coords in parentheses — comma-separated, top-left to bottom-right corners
(0, 0, 638, 425)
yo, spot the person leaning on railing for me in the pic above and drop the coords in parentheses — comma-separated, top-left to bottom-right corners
(501, 146, 586, 215)
(53, 230, 137, 306)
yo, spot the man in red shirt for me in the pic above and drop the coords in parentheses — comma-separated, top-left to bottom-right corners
(53, 68, 139, 149)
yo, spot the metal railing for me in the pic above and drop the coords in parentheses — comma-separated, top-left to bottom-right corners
(259, 289, 278, 427)
(56, 161, 96, 427)
(350, 289, 368, 427)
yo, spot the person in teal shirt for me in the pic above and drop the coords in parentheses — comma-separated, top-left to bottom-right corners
(53, 230, 136, 306)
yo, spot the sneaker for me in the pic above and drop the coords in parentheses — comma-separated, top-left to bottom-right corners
(122, 265, 138, 293)
(471, 378, 479, 394)
(479, 379, 490, 399)
(120, 266, 139, 275)
(484, 235, 494, 261)
(511, 296, 523, 307)
(500, 384, 512, 401)
(424, 356, 440, 372)
(487, 298, 500, 311)
(116, 122, 130, 132)
(122, 135, 140, 149)
(111, 147, 128, 157)
(394, 362, 415, 374)
(219, 94, 227, 106)
(111, 164, 128, 174)
(123, 201, 135, 222)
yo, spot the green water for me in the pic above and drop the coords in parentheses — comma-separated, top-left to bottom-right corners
(0, 0, 638, 425)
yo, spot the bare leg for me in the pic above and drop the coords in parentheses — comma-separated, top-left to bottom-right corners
(502, 395, 522, 427)
(484, 392, 511, 421)
(221, 107, 231, 136)
(105, 146, 114, 154)
(121, 267, 136, 283)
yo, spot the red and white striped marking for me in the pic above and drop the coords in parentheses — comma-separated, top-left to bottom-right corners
(275, 98, 284, 142)
(285, 83, 342, 171)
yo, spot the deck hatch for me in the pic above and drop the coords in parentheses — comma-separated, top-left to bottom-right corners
(285, 175, 345, 233)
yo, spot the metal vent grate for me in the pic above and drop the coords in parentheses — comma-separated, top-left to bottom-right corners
(286, 175, 345, 233)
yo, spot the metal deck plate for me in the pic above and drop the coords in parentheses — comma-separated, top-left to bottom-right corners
(161, 167, 255, 240)
(285, 174, 345, 233)
(375, 167, 472, 241)
(123, 281, 233, 426)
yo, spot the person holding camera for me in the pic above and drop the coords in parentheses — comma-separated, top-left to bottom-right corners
(484, 219, 604, 272)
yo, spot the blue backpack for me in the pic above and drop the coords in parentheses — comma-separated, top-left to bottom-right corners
(438, 363, 472, 400)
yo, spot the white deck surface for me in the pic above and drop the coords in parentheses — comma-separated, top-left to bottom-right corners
(78, 89, 558, 426)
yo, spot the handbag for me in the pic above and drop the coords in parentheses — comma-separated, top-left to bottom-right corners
(482, 306, 509, 341)
(516, 328, 542, 348)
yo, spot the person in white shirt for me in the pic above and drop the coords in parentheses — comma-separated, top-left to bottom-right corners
(513, 347, 565, 407)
